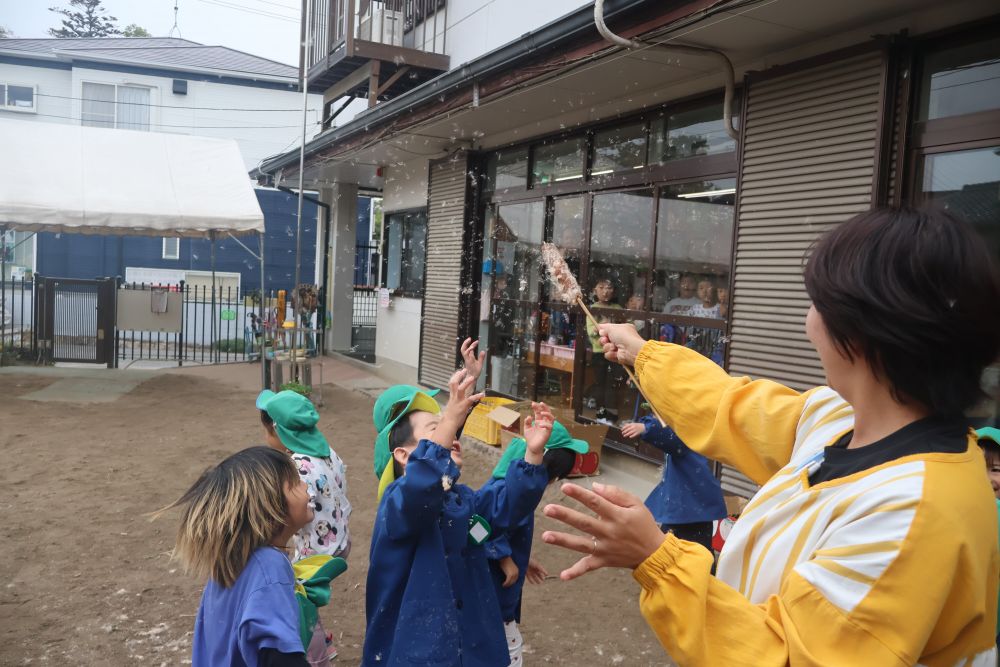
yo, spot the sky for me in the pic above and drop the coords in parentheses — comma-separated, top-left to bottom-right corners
(1, 0, 303, 66)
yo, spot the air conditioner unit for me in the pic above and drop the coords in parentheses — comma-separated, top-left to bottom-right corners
(358, 8, 403, 46)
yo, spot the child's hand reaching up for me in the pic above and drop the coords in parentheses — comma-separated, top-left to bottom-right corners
(460, 338, 486, 380)
(432, 369, 485, 449)
(523, 402, 554, 466)
(620, 422, 647, 440)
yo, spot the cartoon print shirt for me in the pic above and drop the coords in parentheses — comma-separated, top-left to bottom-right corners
(291, 452, 352, 560)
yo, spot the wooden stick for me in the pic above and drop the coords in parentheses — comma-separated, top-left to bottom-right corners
(576, 297, 667, 428)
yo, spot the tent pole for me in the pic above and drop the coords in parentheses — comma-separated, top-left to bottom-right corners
(211, 232, 217, 364)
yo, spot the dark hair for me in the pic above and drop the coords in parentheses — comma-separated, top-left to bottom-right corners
(260, 409, 274, 429)
(543, 448, 577, 482)
(804, 207, 1000, 415)
(389, 413, 417, 478)
(980, 438, 1000, 460)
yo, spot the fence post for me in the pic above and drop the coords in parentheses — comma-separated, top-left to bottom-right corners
(178, 280, 186, 367)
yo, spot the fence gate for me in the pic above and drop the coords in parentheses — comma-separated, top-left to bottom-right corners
(36, 277, 116, 366)
(350, 286, 377, 363)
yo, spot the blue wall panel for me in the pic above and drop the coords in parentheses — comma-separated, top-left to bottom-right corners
(36, 189, 318, 293)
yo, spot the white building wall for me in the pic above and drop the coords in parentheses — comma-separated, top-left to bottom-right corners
(68, 67, 322, 171)
(382, 160, 429, 211)
(374, 158, 431, 369)
(0, 60, 321, 172)
(376, 295, 422, 367)
(0, 63, 73, 126)
(443, 0, 589, 67)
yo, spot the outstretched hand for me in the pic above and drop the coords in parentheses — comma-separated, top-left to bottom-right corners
(541, 482, 667, 581)
(460, 338, 486, 380)
(523, 402, 554, 466)
(434, 369, 485, 448)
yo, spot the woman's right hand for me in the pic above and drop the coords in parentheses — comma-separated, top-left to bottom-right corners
(597, 323, 646, 366)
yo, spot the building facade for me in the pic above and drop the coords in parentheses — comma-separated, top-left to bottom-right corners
(258, 0, 1000, 492)
(0, 37, 325, 289)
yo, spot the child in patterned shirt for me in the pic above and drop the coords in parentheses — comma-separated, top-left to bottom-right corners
(257, 390, 351, 559)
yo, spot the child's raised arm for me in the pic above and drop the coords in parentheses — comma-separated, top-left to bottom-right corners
(379, 441, 458, 542)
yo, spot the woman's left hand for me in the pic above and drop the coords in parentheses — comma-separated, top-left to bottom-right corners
(541, 482, 667, 581)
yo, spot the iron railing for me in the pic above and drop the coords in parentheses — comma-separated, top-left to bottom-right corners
(308, 0, 448, 70)
(0, 276, 35, 365)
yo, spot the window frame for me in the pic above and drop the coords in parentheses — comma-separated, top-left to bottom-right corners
(80, 81, 154, 130)
(484, 89, 740, 204)
(162, 237, 180, 260)
(0, 82, 38, 114)
(380, 207, 428, 299)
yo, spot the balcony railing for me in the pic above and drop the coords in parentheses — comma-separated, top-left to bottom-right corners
(307, 0, 448, 71)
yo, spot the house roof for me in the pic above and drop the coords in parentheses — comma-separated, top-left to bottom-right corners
(0, 37, 297, 81)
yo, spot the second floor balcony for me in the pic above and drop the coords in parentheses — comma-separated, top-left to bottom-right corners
(306, 0, 450, 105)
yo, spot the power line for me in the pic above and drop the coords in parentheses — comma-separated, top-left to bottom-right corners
(33, 91, 317, 112)
(196, 0, 299, 23)
(30, 111, 319, 130)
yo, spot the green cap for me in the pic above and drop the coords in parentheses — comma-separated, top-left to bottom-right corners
(257, 389, 330, 458)
(372, 385, 441, 499)
(492, 421, 589, 479)
(976, 427, 1000, 446)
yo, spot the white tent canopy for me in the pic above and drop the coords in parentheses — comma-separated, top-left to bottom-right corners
(0, 117, 264, 238)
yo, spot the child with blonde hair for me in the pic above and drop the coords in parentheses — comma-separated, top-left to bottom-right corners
(158, 446, 315, 667)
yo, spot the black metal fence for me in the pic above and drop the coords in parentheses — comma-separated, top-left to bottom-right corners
(0, 276, 35, 365)
(354, 243, 379, 288)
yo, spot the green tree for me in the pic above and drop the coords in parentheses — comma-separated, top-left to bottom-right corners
(0, 26, 13, 38)
(122, 23, 151, 37)
(48, 0, 121, 38)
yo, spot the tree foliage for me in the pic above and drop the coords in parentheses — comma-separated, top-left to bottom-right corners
(0, 25, 13, 39)
(122, 23, 151, 38)
(48, 0, 121, 38)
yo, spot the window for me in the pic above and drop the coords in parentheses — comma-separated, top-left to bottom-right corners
(591, 122, 648, 176)
(382, 210, 427, 297)
(485, 147, 529, 193)
(532, 137, 585, 186)
(1, 83, 36, 113)
(650, 101, 736, 163)
(162, 237, 180, 260)
(653, 179, 736, 315)
(82, 82, 151, 130)
(918, 36, 1000, 121)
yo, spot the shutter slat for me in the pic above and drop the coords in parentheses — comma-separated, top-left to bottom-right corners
(726, 49, 885, 498)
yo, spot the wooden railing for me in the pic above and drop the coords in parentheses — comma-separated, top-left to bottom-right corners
(307, 0, 448, 70)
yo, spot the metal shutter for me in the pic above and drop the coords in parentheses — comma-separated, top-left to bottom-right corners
(723, 49, 887, 498)
(418, 152, 472, 389)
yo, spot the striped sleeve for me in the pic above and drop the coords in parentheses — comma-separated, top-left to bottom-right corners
(633, 459, 998, 666)
(635, 341, 811, 485)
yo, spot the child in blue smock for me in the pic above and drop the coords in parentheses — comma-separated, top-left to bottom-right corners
(364, 370, 553, 667)
(484, 421, 588, 666)
(157, 446, 321, 667)
(621, 416, 727, 553)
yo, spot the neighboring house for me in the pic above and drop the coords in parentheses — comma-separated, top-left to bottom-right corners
(265, 0, 1000, 485)
(0, 36, 324, 292)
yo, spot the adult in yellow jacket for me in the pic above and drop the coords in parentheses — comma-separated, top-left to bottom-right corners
(542, 208, 1000, 667)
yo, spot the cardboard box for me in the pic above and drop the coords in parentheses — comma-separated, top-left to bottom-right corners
(488, 405, 608, 476)
(724, 493, 749, 517)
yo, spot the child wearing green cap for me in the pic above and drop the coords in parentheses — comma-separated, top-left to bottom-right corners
(364, 368, 553, 667)
(976, 426, 1000, 652)
(258, 389, 351, 665)
(484, 421, 588, 667)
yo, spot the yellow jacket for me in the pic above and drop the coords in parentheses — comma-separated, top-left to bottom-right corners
(633, 341, 999, 667)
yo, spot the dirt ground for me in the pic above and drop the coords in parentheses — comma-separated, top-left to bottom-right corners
(0, 367, 669, 666)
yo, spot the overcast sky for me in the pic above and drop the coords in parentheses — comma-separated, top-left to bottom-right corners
(2, 0, 302, 66)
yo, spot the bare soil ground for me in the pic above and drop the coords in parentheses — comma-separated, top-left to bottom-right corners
(0, 368, 668, 666)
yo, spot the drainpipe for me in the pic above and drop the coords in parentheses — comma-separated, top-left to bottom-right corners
(594, 0, 739, 141)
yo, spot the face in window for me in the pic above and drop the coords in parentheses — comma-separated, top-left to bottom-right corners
(626, 294, 645, 311)
(697, 279, 716, 307)
(678, 275, 696, 299)
(593, 280, 615, 305)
